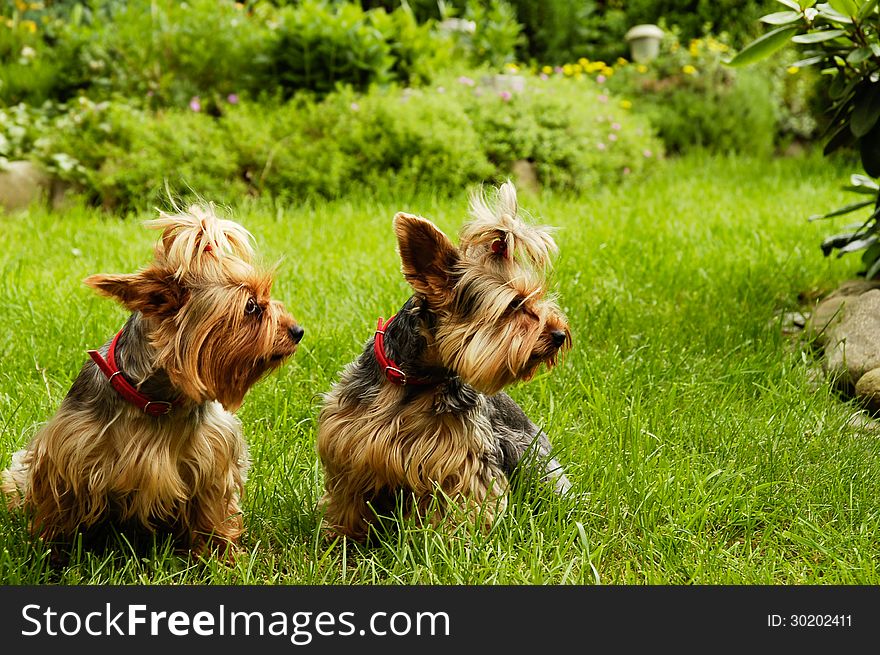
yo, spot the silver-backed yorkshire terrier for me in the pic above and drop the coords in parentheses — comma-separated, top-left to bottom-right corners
(1, 205, 303, 554)
(317, 181, 572, 541)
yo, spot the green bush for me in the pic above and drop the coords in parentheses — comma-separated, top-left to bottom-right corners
(48, 98, 244, 210)
(31, 70, 660, 211)
(457, 73, 661, 188)
(0, 15, 63, 105)
(604, 34, 779, 155)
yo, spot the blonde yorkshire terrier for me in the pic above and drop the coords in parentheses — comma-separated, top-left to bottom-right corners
(2, 205, 303, 555)
(317, 182, 572, 541)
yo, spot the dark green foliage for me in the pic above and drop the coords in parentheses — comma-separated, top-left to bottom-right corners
(732, 0, 880, 276)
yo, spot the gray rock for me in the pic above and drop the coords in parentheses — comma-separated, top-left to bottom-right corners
(823, 289, 880, 389)
(0, 160, 67, 212)
(855, 368, 880, 413)
(805, 279, 880, 345)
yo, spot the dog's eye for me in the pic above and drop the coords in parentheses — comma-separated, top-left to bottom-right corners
(508, 298, 524, 313)
(245, 298, 262, 317)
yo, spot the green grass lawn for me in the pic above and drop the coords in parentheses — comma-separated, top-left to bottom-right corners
(2, 152, 878, 584)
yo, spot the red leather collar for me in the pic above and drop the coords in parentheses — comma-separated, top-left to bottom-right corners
(374, 315, 430, 386)
(87, 329, 183, 417)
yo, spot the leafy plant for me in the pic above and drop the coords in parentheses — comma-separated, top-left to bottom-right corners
(728, 0, 880, 276)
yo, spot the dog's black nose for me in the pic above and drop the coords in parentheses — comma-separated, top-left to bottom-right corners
(550, 330, 567, 347)
(288, 325, 305, 344)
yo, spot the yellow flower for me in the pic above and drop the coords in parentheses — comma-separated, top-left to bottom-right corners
(617, 57, 628, 66)
(541, 65, 553, 75)
(620, 99, 632, 110)
(601, 66, 614, 77)
(682, 64, 697, 75)
(562, 63, 574, 76)
(506, 63, 519, 73)
(22, 20, 37, 33)
(15, 0, 27, 10)
(636, 64, 648, 74)
(573, 63, 583, 74)
(578, 57, 590, 67)
(787, 66, 799, 75)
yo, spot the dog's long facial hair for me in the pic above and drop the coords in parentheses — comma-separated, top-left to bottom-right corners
(317, 183, 572, 541)
(1, 206, 303, 555)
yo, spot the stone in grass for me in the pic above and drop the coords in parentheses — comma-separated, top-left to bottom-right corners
(805, 279, 880, 345)
(855, 369, 880, 414)
(822, 289, 880, 391)
(0, 160, 67, 213)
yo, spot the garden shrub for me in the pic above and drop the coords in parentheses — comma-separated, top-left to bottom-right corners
(48, 99, 244, 210)
(455, 73, 661, 188)
(0, 15, 63, 105)
(29, 71, 659, 211)
(604, 34, 779, 155)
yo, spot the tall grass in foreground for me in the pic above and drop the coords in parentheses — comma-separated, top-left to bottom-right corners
(1, 152, 877, 584)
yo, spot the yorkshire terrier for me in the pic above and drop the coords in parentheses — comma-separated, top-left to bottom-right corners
(317, 182, 572, 541)
(1, 205, 303, 555)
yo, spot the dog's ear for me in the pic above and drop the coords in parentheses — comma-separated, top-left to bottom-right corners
(394, 212, 459, 299)
(84, 267, 187, 318)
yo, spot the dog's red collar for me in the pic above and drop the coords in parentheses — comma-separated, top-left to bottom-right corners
(87, 329, 183, 417)
(375, 315, 431, 386)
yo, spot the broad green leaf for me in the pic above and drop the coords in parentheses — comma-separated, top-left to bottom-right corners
(817, 4, 855, 21)
(760, 10, 802, 23)
(864, 252, 880, 279)
(820, 231, 859, 254)
(848, 47, 872, 64)
(824, 121, 856, 154)
(861, 241, 880, 265)
(851, 82, 880, 137)
(838, 235, 877, 255)
(725, 26, 798, 66)
(809, 199, 874, 220)
(829, 0, 860, 16)
(851, 173, 879, 189)
(843, 184, 880, 194)
(859, 0, 879, 17)
(861, 125, 880, 176)
(777, 0, 801, 8)
(791, 54, 827, 67)
(799, 0, 818, 6)
(792, 29, 848, 43)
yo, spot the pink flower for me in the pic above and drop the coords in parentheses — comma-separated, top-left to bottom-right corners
(611, 122, 621, 131)
(623, 167, 631, 175)
(500, 91, 512, 102)
(189, 96, 201, 112)
(643, 149, 653, 158)
(227, 93, 239, 104)
(597, 142, 606, 151)
(457, 76, 475, 86)
(598, 94, 608, 103)
(596, 74, 606, 84)
(554, 66, 564, 73)
(608, 133, 618, 141)
(539, 73, 549, 80)
(437, 86, 446, 94)
(350, 102, 360, 112)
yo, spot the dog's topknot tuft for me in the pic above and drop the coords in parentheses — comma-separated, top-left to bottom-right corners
(460, 181, 557, 269)
(144, 204, 254, 279)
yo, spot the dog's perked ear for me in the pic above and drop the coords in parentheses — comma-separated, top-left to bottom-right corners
(394, 212, 459, 300)
(83, 267, 187, 319)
